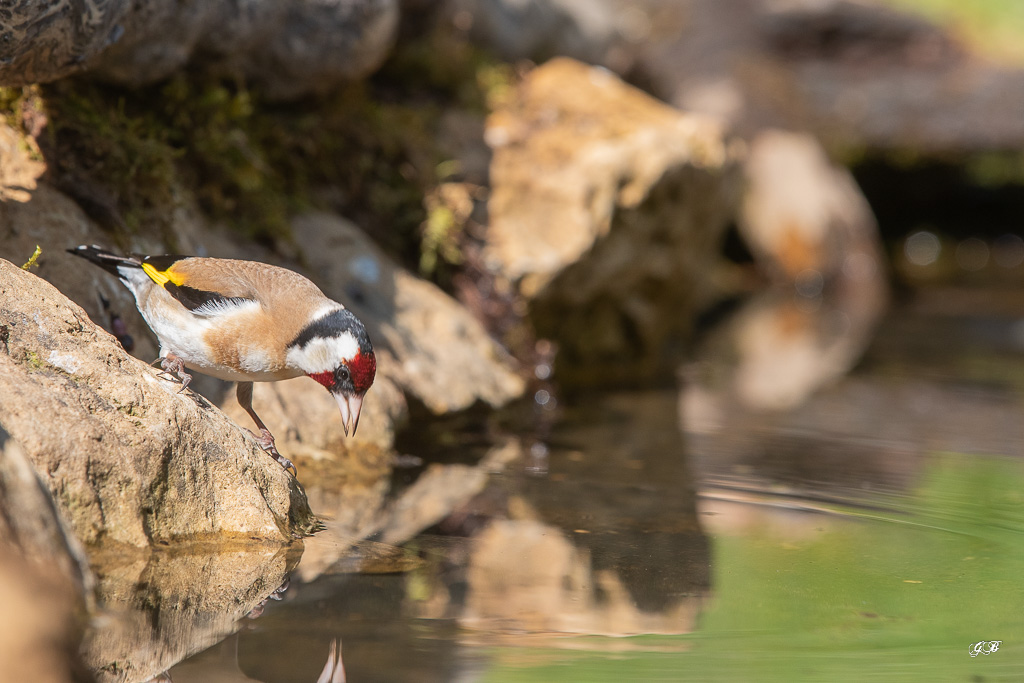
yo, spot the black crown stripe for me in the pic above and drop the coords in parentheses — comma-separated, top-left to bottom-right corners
(287, 308, 373, 354)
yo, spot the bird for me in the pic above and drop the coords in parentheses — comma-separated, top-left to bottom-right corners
(68, 244, 376, 475)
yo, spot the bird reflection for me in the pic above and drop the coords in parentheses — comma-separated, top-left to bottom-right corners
(316, 639, 346, 683)
(246, 577, 290, 620)
(171, 634, 346, 683)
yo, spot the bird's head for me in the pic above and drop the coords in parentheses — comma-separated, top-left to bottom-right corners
(286, 308, 376, 436)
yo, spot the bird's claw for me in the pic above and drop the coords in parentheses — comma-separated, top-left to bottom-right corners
(250, 428, 297, 476)
(155, 355, 192, 393)
(276, 454, 297, 477)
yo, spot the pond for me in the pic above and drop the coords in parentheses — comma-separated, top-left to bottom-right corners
(84, 291, 1024, 682)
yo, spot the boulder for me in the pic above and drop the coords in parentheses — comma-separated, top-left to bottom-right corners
(483, 57, 742, 384)
(221, 213, 525, 457)
(0, 427, 94, 683)
(0, 258, 317, 547)
(0, 551, 92, 683)
(444, 0, 649, 73)
(692, 129, 888, 411)
(741, 130, 885, 284)
(0, 425, 92, 601)
(639, 0, 1024, 154)
(0, 0, 398, 100)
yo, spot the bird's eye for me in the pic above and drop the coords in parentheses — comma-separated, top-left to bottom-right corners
(336, 366, 351, 383)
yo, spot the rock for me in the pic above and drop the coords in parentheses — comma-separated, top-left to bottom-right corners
(752, 0, 1024, 153)
(692, 129, 888, 411)
(483, 57, 741, 384)
(0, 0, 125, 87)
(0, 0, 399, 100)
(0, 119, 46, 203)
(741, 130, 885, 284)
(0, 425, 93, 600)
(444, 0, 650, 73)
(0, 427, 93, 683)
(637, 0, 1024, 154)
(0, 183, 163, 362)
(221, 212, 525, 457)
(0, 258, 317, 547)
(0, 551, 92, 683)
(235, 0, 400, 101)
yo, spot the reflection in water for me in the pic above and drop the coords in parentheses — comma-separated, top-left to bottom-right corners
(83, 544, 300, 683)
(315, 639, 346, 683)
(68, 285, 1024, 681)
(81, 341, 1024, 682)
(450, 391, 709, 637)
(146, 390, 710, 681)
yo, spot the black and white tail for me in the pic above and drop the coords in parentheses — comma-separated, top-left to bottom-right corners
(67, 245, 142, 281)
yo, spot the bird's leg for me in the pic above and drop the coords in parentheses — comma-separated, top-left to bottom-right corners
(155, 352, 192, 393)
(236, 381, 296, 476)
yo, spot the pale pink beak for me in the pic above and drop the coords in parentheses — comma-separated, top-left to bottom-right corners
(334, 392, 364, 437)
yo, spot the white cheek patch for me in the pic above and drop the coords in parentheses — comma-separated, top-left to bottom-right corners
(285, 332, 360, 374)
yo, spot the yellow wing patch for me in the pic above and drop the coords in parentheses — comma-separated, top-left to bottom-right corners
(141, 262, 185, 287)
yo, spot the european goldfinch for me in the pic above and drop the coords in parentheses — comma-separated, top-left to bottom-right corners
(68, 245, 377, 474)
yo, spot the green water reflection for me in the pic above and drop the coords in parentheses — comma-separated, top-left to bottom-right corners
(485, 453, 1024, 682)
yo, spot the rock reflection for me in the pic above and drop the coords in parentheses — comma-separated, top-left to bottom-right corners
(721, 128, 888, 412)
(417, 391, 711, 639)
(83, 543, 300, 683)
(166, 391, 710, 680)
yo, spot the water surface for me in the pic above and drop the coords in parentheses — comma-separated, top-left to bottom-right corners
(87, 296, 1024, 682)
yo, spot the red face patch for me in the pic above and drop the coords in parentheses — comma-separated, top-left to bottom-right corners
(309, 371, 334, 389)
(349, 351, 376, 393)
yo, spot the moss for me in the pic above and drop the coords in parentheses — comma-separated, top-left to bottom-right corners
(21, 349, 45, 370)
(27, 69, 447, 261)
(419, 181, 478, 276)
(20, 245, 42, 271)
(3, 20, 515, 282)
(116, 402, 145, 418)
(0, 85, 45, 161)
(38, 78, 184, 245)
(17, 348, 82, 384)
(965, 151, 1024, 187)
(420, 203, 461, 274)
